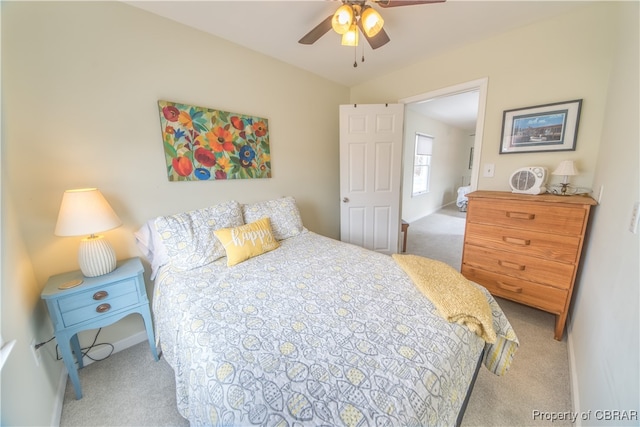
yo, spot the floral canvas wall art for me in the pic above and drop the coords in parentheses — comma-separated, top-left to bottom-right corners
(158, 100, 271, 181)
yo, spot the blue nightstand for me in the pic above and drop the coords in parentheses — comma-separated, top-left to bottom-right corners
(41, 257, 159, 399)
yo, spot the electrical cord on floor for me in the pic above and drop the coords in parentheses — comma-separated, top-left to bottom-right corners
(37, 328, 115, 364)
(78, 328, 114, 362)
(34, 336, 55, 350)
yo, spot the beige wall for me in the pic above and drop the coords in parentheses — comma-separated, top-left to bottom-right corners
(569, 2, 639, 422)
(351, 3, 616, 194)
(1, 189, 63, 426)
(3, 1, 347, 283)
(1, 1, 348, 424)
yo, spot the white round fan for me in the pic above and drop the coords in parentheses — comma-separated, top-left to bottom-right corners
(509, 167, 547, 195)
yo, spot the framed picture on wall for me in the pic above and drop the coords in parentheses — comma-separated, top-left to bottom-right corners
(157, 100, 272, 181)
(499, 99, 582, 154)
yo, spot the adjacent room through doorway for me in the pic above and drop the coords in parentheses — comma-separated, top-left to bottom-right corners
(399, 79, 487, 265)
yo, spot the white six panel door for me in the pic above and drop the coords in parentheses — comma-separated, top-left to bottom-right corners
(339, 104, 404, 254)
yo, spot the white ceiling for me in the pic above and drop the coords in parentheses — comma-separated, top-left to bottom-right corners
(124, 0, 587, 130)
(126, 0, 586, 87)
(407, 90, 480, 132)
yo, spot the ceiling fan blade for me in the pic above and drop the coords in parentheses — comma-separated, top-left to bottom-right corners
(376, 0, 446, 8)
(357, 20, 390, 50)
(298, 15, 333, 45)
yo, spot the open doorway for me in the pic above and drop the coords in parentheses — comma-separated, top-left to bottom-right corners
(397, 79, 487, 268)
(399, 78, 487, 223)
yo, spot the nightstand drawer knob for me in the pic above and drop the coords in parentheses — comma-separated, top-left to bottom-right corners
(93, 291, 109, 300)
(96, 303, 111, 313)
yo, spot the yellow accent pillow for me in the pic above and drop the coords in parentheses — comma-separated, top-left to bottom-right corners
(214, 217, 280, 266)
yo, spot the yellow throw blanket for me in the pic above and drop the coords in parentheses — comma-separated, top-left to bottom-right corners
(392, 254, 497, 343)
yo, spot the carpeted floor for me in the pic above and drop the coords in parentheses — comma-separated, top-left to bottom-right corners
(462, 297, 572, 426)
(60, 205, 572, 426)
(403, 203, 467, 270)
(60, 342, 187, 427)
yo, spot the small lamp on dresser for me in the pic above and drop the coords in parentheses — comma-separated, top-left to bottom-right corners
(552, 160, 579, 195)
(55, 188, 122, 278)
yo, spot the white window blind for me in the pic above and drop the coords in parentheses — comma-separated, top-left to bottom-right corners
(412, 133, 433, 196)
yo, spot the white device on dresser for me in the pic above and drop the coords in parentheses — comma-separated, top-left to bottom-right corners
(509, 166, 547, 194)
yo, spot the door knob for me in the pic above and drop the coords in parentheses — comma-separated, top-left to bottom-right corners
(343, 197, 350, 203)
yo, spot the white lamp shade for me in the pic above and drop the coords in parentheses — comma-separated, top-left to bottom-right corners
(552, 160, 579, 177)
(55, 188, 122, 237)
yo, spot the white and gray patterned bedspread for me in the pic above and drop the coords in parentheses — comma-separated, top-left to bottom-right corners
(153, 230, 508, 426)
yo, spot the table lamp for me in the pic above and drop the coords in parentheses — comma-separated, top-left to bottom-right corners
(55, 188, 122, 277)
(552, 160, 579, 195)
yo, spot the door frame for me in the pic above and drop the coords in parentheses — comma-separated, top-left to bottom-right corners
(399, 77, 488, 191)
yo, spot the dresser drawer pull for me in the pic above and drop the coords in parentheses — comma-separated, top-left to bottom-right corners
(502, 236, 531, 246)
(496, 281, 523, 293)
(96, 303, 111, 313)
(498, 260, 526, 271)
(93, 291, 109, 300)
(506, 211, 535, 220)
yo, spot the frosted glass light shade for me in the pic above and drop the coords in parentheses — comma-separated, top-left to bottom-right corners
(341, 24, 359, 46)
(55, 188, 122, 277)
(361, 6, 384, 37)
(79, 235, 117, 277)
(332, 5, 354, 35)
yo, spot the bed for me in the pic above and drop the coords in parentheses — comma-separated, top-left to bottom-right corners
(457, 186, 472, 212)
(135, 197, 518, 426)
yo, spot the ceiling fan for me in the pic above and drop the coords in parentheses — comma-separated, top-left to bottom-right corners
(298, 0, 446, 50)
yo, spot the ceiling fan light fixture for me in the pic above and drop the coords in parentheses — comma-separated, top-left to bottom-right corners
(361, 6, 384, 37)
(341, 23, 359, 46)
(332, 5, 354, 35)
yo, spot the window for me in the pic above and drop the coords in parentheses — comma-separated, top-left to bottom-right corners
(412, 133, 433, 196)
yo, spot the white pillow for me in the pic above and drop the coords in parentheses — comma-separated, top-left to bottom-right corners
(242, 196, 304, 240)
(154, 200, 244, 270)
(134, 220, 170, 279)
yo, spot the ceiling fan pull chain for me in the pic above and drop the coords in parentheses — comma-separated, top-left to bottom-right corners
(353, 43, 358, 67)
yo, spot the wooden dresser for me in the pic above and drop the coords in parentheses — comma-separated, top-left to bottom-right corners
(461, 191, 597, 340)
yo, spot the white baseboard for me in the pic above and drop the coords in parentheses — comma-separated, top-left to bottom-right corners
(567, 322, 582, 426)
(405, 202, 457, 223)
(81, 330, 147, 366)
(51, 370, 66, 427)
(50, 330, 148, 426)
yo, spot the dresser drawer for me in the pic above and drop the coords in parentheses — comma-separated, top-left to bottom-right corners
(467, 199, 586, 235)
(463, 245, 574, 289)
(58, 278, 138, 312)
(58, 279, 141, 327)
(463, 266, 567, 314)
(464, 222, 581, 263)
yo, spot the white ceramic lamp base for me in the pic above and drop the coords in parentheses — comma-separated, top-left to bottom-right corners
(78, 235, 117, 277)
